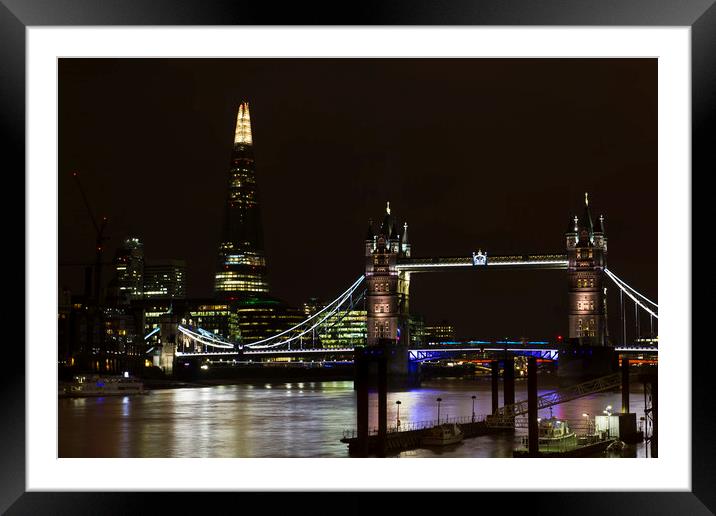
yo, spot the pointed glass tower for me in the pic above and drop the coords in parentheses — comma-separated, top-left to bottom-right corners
(214, 101, 270, 301)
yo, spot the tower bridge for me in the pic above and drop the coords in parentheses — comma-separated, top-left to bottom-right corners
(359, 192, 658, 383)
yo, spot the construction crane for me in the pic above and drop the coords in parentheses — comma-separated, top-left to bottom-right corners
(72, 171, 110, 305)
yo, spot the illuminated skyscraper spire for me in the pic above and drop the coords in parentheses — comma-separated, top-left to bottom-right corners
(234, 101, 253, 146)
(215, 101, 268, 301)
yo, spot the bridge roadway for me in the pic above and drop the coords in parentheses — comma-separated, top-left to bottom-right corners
(396, 253, 568, 272)
(175, 343, 658, 359)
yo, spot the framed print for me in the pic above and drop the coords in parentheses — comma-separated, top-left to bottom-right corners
(2, 0, 713, 513)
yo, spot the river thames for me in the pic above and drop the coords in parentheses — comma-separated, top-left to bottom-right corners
(59, 377, 649, 458)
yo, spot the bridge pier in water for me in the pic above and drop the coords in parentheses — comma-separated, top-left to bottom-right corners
(636, 365, 658, 457)
(377, 355, 388, 456)
(621, 357, 630, 413)
(650, 377, 658, 458)
(491, 361, 499, 414)
(503, 357, 515, 409)
(527, 356, 539, 457)
(354, 344, 390, 457)
(355, 356, 369, 456)
(487, 358, 514, 417)
(614, 357, 643, 446)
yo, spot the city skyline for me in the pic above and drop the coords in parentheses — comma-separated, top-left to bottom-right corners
(58, 58, 657, 340)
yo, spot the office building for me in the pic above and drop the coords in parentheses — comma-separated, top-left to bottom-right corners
(425, 321, 456, 343)
(235, 296, 304, 344)
(144, 259, 186, 299)
(114, 237, 144, 304)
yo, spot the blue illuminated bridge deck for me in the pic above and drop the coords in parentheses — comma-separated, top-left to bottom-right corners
(396, 254, 568, 272)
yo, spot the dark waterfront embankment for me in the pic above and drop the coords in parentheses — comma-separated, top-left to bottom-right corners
(173, 363, 355, 384)
(60, 363, 356, 389)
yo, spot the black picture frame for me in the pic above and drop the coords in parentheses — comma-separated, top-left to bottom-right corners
(2, 1, 711, 514)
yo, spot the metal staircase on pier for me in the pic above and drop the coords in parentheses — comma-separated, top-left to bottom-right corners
(486, 372, 623, 427)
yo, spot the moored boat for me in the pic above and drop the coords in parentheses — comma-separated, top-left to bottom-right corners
(421, 423, 464, 446)
(514, 416, 616, 457)
(534, 417, 577, 451)
(59, 374, 146, 398)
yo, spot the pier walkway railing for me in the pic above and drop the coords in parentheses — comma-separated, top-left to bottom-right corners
(342, 414, 487, 439)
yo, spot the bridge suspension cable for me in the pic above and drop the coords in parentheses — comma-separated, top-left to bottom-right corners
(314, 289, 366, 337)
(245, 275, 366, 349)
(604, 268, 658, 319)
(247, 290, 366, 349)
(177, 325, 235, 349)
(604, 268, 657, 307)
(144, 326, 160, 341)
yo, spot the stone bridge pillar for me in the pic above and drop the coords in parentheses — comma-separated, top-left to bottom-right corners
(354, 345, 389, 456)
(156, 314, 179, 376)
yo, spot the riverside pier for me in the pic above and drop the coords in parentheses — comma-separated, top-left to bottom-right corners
(341, 356, 657, 457)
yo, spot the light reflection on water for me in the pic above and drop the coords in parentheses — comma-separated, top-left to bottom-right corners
(59, 378, 649, 458)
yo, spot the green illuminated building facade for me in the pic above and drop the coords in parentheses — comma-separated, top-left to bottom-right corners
(318, 309, 368, 349)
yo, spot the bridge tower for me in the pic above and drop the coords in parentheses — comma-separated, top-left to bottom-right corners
(561, 193, 615, 382)
(365, 202, 413, 384)
(566, 192, 608, 346)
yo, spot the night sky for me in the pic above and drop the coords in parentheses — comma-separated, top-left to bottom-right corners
(59, 58, 657, 341)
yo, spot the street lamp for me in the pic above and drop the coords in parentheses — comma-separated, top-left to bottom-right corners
(436, 397, 443, 425)
(603, 406, 613, 437)
(582, 413, 591, 435)
(471, 395, 477, 423)
(396, 400, 401, 429)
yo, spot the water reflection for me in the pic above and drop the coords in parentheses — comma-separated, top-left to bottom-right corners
(59, 378, 650, 458)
